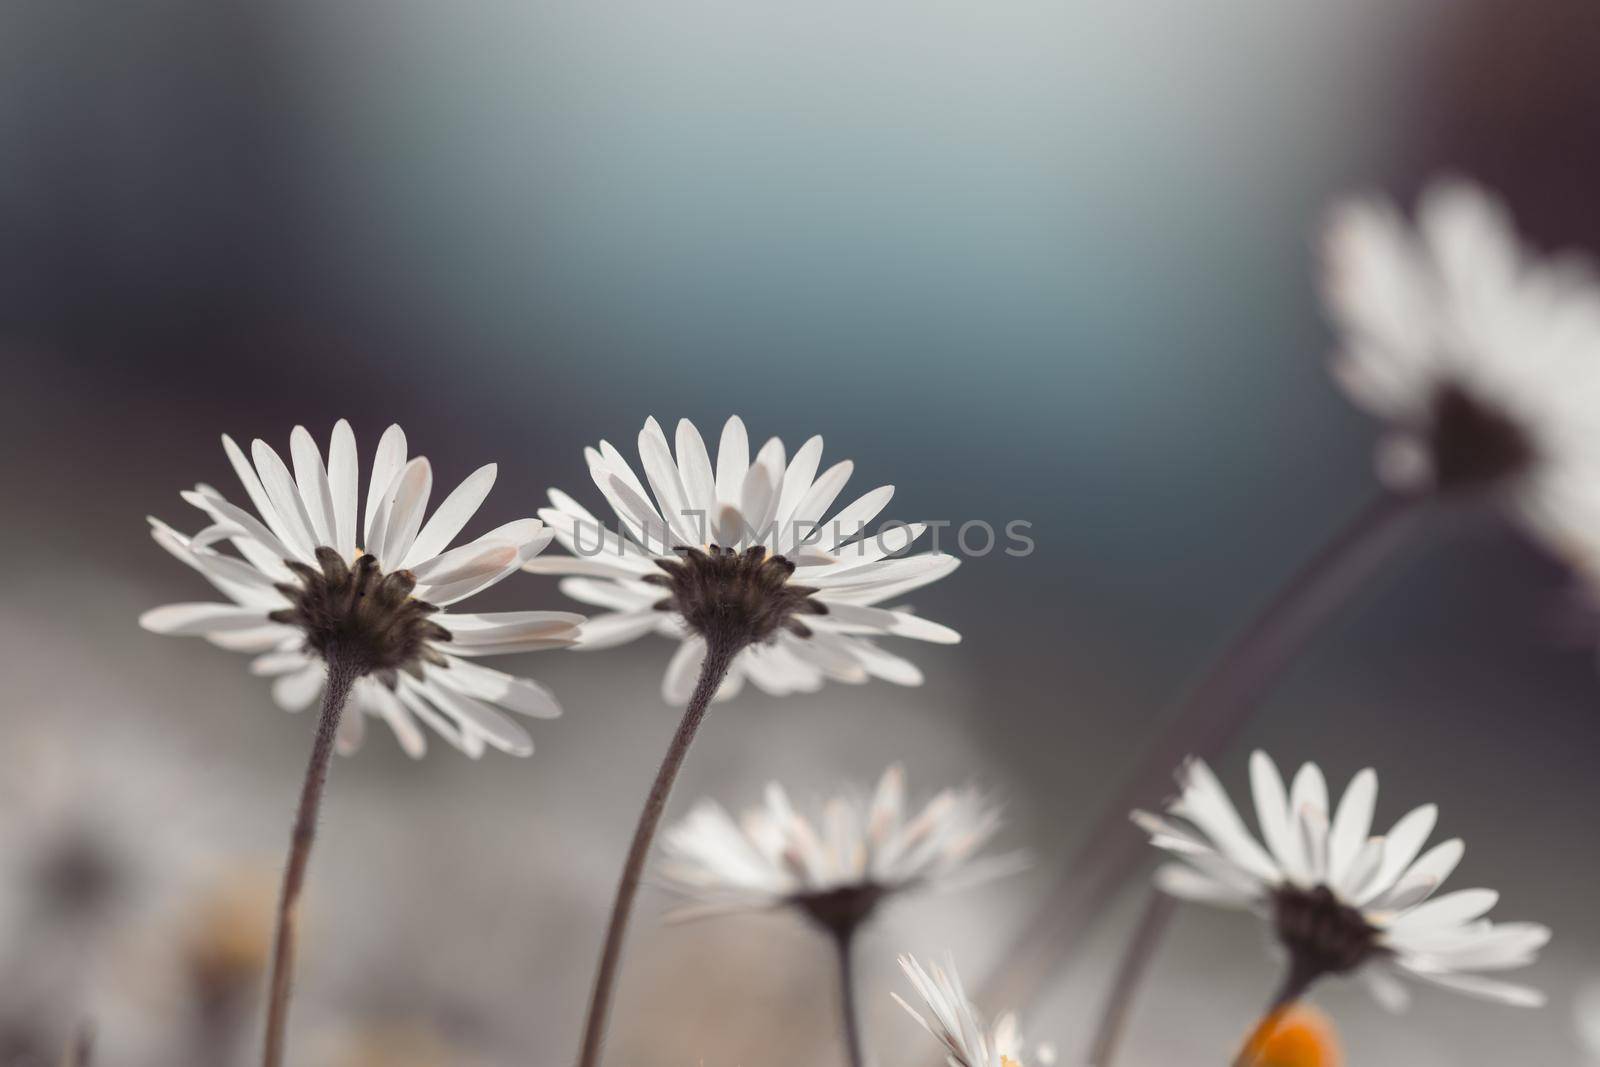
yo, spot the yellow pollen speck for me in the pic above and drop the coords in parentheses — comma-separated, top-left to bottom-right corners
(1001, 1058, 1022, 1067)
(1242, 1004, 1343, 1067)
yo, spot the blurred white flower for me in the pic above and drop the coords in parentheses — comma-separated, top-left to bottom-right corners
(0, 730, 219, 942)
(1323, 178, 1600, 515)
(169, 868, 276, 1060)
(1136, 751, 1549, 1010)
(0, 728, 235, 1064)
(893, 954, 1051, 1067)
(1576, 979, 1600, 1061)
(140, 420, 583, 759)
(659, 765, 1022, 929)
(525, 415, 960, 702)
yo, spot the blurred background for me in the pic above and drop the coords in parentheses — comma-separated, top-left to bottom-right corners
(4, 0, 1600, 1063)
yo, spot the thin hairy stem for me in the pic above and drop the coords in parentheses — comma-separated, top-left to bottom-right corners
(261, 651, 360, 1067)
(576, 637, 740, 1067)
(982, 492, 1422, 1017)
(1086, 891, 1177, 1066)
(832, 926, 867, 1067)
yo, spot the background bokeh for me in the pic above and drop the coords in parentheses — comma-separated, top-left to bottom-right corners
(4, 1, 1600, 1063)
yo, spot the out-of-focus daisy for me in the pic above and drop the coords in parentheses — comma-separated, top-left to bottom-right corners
(894, 954, 1052, 1067)
(92, 863, 278, 1066)
(526, 415, 960, 702)
(179, 869, 275, 1062)
(0, 728, 219, 945)
(141, 420, 583, 758)
(980, 179, 1593, 1059)
(660, 765, 1021, 932)
(0, 728, 227, 1066)
(1576, 979, 1600, 1062)
(1135, 752, 1549, 1011)
(1323, 178, 1600, 512)
(1239, 1004, 1343, 1067)
(664, 768, 1020, 1067)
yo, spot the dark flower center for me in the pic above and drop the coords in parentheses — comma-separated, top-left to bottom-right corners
(270, 547, 450, 675)
(1271, 884, 1382, 981)
(645, 544, 827, 649)
(32, 831, 122, 921)
(792, 882, 892, 937)
(1427, 382, 1537, 491)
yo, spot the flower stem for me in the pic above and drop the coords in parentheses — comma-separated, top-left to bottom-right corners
(576, 637, 739, 1067)
(261, 651, 360, 1067)
(62, 1023, 94, 1067)
(832, 926, 867, 1067)
(1229, 960, 1320, 1067)
(980, 492, 1422, 1017)
(1085, 890, 1177, 1067)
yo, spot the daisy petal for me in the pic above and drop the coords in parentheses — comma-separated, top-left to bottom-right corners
(714, 416, 750, 507)
(403, 463, 497, 568)
(140, 603, 271, 636)
(363, 424, 408, 550)
(289, 425, 337, 548)
(328, 419, 359, 558)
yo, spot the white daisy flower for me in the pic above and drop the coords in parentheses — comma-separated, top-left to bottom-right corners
(524, 415, 960, 702)
(1135, 752, 1550, 1010)
(893, 954, 1050, 1067)
(1323, 178, 1600, 512)
(140, 420, 583, 759)
(659, 765, 1022, 931)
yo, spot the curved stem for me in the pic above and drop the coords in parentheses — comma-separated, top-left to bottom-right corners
(261, 652, 359, 1067)
(576, 637, 739, 1067)
(980, 492, 1423, 1017)
(832, 927, 867, 1067)
(1085, 891, 1176, 1067)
